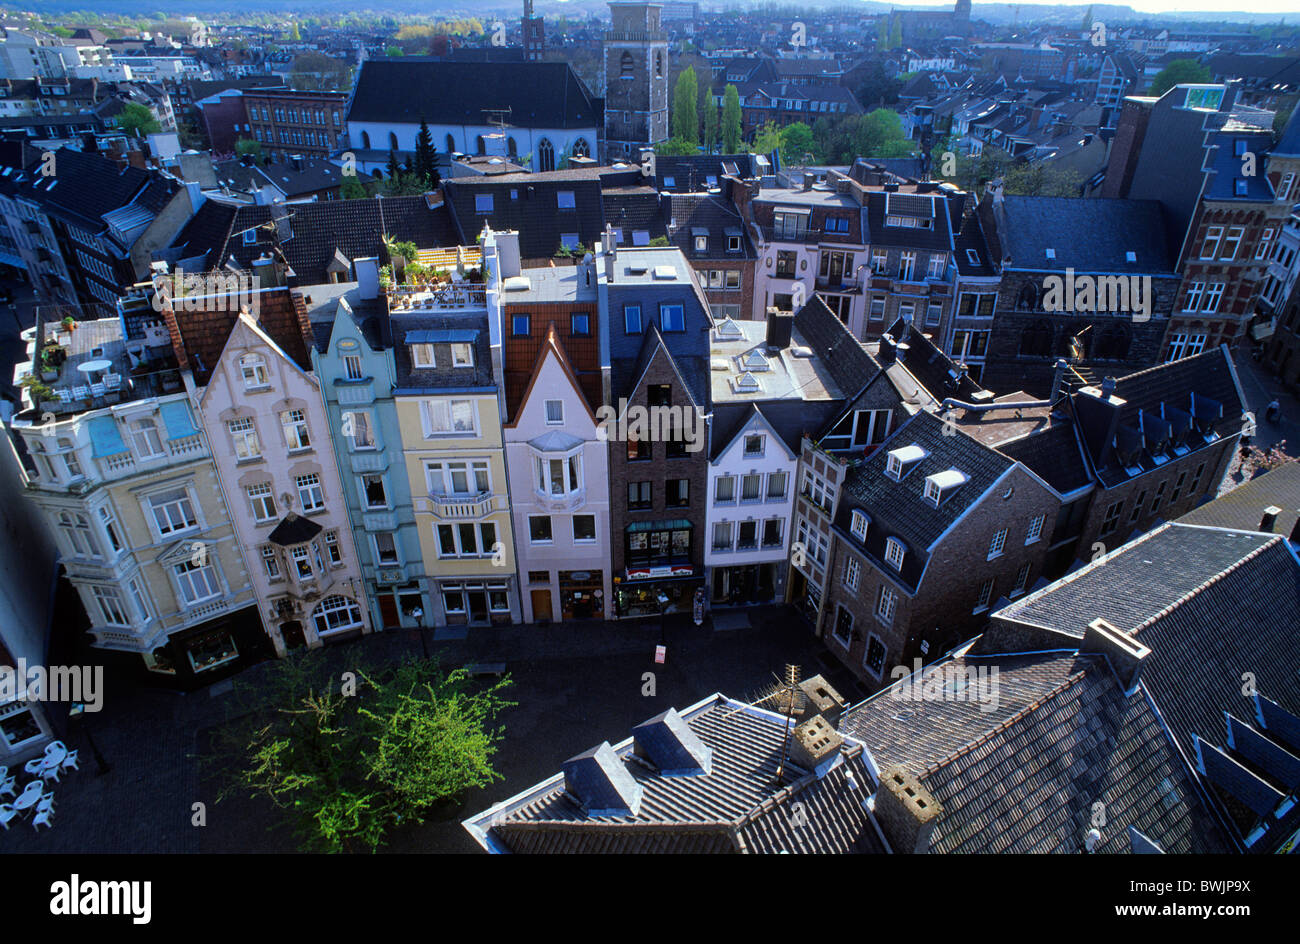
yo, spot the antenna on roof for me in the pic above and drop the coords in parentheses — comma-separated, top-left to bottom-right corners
(725, 663, 808, 784)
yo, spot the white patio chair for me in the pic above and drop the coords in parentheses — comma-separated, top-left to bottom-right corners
(90, 382, 105, 398)
(0, 804, 16, 830)
(35, 759, 59, 783)
(60, 750, 79, 772)
(31, 809, 53, 831)
(17, 780, 42, 803)
(72, 385, 90, 401)
(35, 794, 54, 815)
(45, 741, 66, 756)
(23, 758, 43, 777)
(0, 772, 14, 798)
(104, 373, 122, 391)
(56, 388, 72, 404)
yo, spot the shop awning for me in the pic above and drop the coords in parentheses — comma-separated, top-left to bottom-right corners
(159, 400, 199, 440)
(626, 519, 692, 532)
(87, 415, 128, 458)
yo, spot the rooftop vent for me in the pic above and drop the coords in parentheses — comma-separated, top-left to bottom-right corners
(562, 741, 643, 817)
(652, 265, 676, 280)
(631, 707, 713, 776)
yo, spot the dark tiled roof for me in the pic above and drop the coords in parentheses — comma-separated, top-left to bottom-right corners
(953, 205, 998, 277)
(443, 175, 607, 259)
(465, 696, 886, 854)
(167, 285, 313, 387)
(864, 189, 956, 252)
(997, 422, 1094, 495)
(174, 196, 457, 286)
(993, 196, 1176, 273)
(1178, 462, 1300, 538)
(391, 310, 495, 392)
(654, 154, 760, 192)
(268, 512, 323, 547)
(664, 192, 755, 259)
(845, 650, 1231, 853)
(792, 294, 880, 397)
(886, 320, 982, 403)
(835, 410, 1016, 592)
(9, 147, 172, 233)
(347, 59, 600, 130)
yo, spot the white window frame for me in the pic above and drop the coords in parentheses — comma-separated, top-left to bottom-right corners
(297, 473, 325, 512)
(843, 556, 860, 592)
(1025, 515, 1045, 544)
(884, 537, 905, 571)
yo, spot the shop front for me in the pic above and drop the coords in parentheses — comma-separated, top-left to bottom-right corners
(615, 566, 704, 618)
(438, 579, 513, 626)
(373, 579, 429, 630)
(557, 570, 605, 620)
(711, 562, 778, 606)
(142, 605, 271, 689)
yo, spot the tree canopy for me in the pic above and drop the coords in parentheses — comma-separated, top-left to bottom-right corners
(117, 102, 160, 138)
(722, 84, 743, 154)
(1150, 59, 1212, 97)
(672, 67, 699, 146)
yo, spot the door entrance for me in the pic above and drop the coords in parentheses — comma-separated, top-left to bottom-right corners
(530, 588, 553, 622)
(281, 621, 307, 650)
(378, 593, 400, 629)
(467, 590, 489, 624)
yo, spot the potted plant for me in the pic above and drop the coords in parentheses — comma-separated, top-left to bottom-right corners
(39, 342, 66, 380)
(60, 316, 77, 334)
(20, 374, 54, 408)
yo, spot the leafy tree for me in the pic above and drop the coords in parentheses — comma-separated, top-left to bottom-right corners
(1004, 162, 1084, 198)
(213, 655, 513, 853)
(291, 51, 350, 91)
(780, 122, 818, 164)
(672, 66, 699, 146)
(752, 121, 784, 157)
(889, 21, 902, 50)
(413, 119, 440, 189)
(386, 148, 401, 181)
(234, 137, 264, 162)
(854, 108, 907, 158)
(287, 22, 301, 41)
(1273, 101, 1295, 144)
(702, 96, 719, 155)
(854, 61, 904, 109)
(385, 46, 404, 57)
(1081, 5, 1095, 32)
(875, 17, 890, 50)
(722, 84, 743, 153)
(340, 174, 368, 199)
(1149, 59, 1211, 97)
(656, 136, 698, 156)
(117, 102, 160, 138)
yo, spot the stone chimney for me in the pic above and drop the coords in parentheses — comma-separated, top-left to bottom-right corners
(797, 675, 847, 727)
(1080, 617, 1151, 694)
(1073, 380, 1125, 468)
(603, 222, 617, 283)
(787, 714, 842, 778)
(766, 307, 794, 348)
(1259, 506, 1282, 533)
(803, 171, 815, 192)
(494, 230, 522, 280)
(873, 765, 941, 854)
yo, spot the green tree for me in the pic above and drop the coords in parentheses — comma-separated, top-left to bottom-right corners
(386, 148, 402, 180)
(385, 46, 404, 57)
(1275, 102, 1297, 144)
(413, 118, 440, 189)
(722, 84, 743, 153)
(853, 108, 907, 158)
(287, 22, 301, 41)
(340, 174, 368, 199)
(213, 655, 513, 853)
(1081, 5, 1095, 32)
(672, 66, 699, 146)
(234, 138, 264, 162)
(702, 96, 719, 155)
(780, 122, 818, 164)
(876, 17, 890, 50)
(1004, 162, 1084, 198)
(752, 121, 784, 157)
(117, 102, 160, 138)
(1150, 59, 1211, 97)
(889, 21, 903, 50)
(656, 136, 698, 156)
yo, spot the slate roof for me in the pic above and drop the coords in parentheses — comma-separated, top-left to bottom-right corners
(390, 310, 495, 392)
(792, 294, 880, 397)
(347, 59, 600, 130)
(172, 195, 457, 286)
(663, 192, 755, 259)
(463, 695, 888, 854)
(885, 319, 982, 403)
(953, 204, 998, 278)
(1178, 462, 1300, 538)
(842, 650, 1232, 853)
(213, 157, 345, 199)
(1275, 105, 1300, 158)
(997, 422, 1094, 495)
(443, 173, 612, 259)
(990, 195, 1176, 273)
(864, 188, 955, 252)
(654, 154, 761, 192)
(835, 409, 1016, 592)
(1204, 127, 1275, 202)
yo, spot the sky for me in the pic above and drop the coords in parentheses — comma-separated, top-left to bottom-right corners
(872, 0, 1293, 14)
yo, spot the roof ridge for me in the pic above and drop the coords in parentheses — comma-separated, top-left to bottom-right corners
(1129, 532, 1284, 639)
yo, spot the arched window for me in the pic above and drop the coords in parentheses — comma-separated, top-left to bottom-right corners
(360, 130, 371, 150)
(571, 137, 590, 159)
(537, 138, 555, 172)
(620, 51, 634, 77)
(1019, 320, 1052, 357)
(655, 50, 664, 77)
(388, 131, 399, 152)
(1016, 282, 1039, 311)
(475, 135, 486, 156)
(313, 595, 364, 636)
(507, 136, 518, 157)
(446, 133, 456, 155)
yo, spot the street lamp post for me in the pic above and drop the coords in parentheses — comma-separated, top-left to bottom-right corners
(68, 701, 110, 776)
(412, 606, 428, 661)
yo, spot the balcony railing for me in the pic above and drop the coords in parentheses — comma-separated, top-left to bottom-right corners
(535, 486, 586, 512)
(389, 283, 486, 311)
(168, 434, 204, 458)
(419, 491, 496, 520)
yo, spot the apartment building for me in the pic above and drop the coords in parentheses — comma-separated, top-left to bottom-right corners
(241, 87, 346, 163)
(9, 302, 264, 686)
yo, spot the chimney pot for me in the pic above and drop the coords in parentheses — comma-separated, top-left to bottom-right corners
(1081, 617, 1151, 693)
(873, 765, 941, 854)
(1260, 506, 1283, 533)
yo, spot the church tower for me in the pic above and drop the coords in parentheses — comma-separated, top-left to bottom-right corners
(523, 0, 545, 62)
(603, 1, 669, 161)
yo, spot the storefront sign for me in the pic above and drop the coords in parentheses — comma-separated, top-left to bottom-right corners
(626, 565, 695, 580)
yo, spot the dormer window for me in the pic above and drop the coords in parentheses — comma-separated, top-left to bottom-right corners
(850, 509, 868, 541)
(884, 537, 906, 570)
(450, 343, 474, 367)
(410, 343, 435, 368)
(885, 444, 928, 481)
(923, 469, 968, 507)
